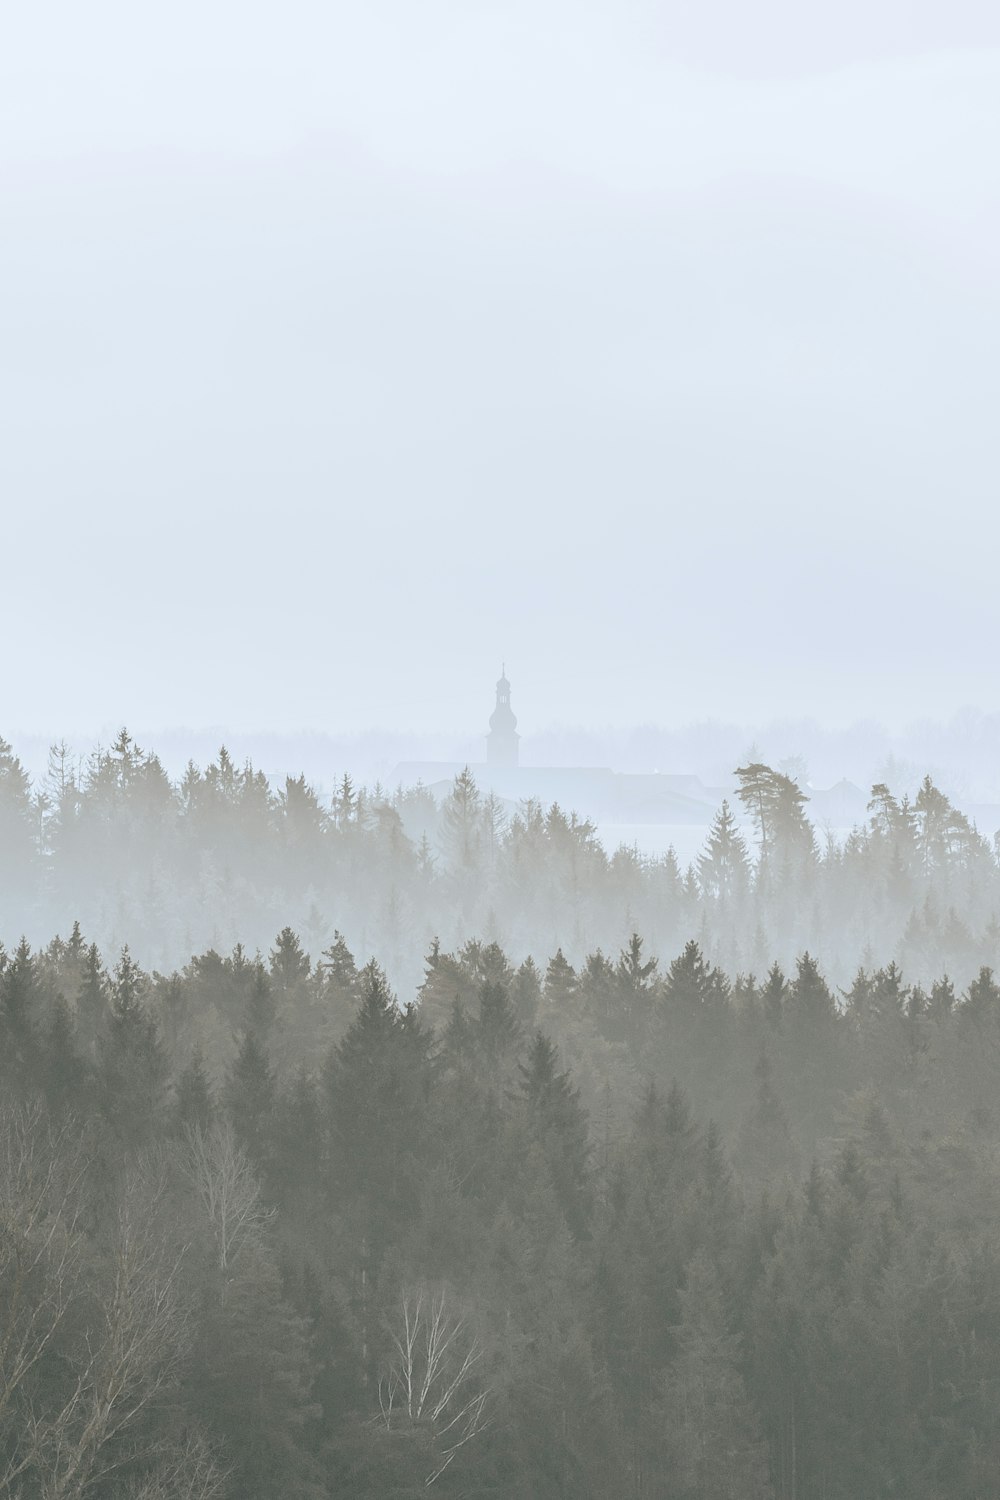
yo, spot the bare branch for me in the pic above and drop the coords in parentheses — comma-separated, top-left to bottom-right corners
(378, 1284, 491, 1486)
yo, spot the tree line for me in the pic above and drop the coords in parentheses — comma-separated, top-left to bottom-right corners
(4, 919, 1000, 1496)
(2, 730, 1000, 992)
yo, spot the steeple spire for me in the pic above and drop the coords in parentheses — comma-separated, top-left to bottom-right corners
(486, 666, 519, 767)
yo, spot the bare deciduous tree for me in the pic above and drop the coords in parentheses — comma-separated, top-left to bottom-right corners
(3, 1155, 197, 1500)
(116, 1430, 230, 1500)
(0, 1104, 88, 1489)
(378, 1286, 491, 1485)
(182, 1122, 272, 1276)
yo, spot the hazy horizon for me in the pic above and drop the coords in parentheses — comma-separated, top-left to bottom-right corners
(4, 0, 1000, 739)
(11, 703, 1000, 808)
(5, 11, 1000, 1492)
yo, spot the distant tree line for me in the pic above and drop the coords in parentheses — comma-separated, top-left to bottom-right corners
(2, 730, 1000, 992)
(5, 920, 1000, 1495)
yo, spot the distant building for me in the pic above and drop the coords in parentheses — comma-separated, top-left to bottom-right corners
(389, 671, 874, 853)
(392, 668, 730, 823)
(486, 667, 520, 768)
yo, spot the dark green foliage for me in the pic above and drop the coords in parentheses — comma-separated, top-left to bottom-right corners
(41, 995, 85, 1116)
(654, 1252, 773, 1499)
(0, 936, 41, 1090)
(12, 899, 1000, 1497)
(327, 960, 435, 1240)
(224, 1027, 276, 1167)
(517, 1031, 592, 1238)
(97, 946, 166, 1143)
(544, 947, 578, 1009)
(175, 1046, 214, 1132)
(185, 1244, 324, 1499)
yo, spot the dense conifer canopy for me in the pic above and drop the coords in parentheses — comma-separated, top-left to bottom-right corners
(4, 739, 1000, 1494)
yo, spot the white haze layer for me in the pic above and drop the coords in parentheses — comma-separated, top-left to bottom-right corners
(2, 1, 999, 739)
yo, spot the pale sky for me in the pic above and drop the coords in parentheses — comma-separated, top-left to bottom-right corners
(2, 1, 999, 740)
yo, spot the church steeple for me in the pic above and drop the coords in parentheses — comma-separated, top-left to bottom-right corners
(486, 665, 520, 767)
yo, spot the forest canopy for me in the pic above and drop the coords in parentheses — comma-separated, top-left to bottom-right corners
(4, 913, 1000, 1497)
(1, 729, 997, 993)
(5, 731, 1000, 1495)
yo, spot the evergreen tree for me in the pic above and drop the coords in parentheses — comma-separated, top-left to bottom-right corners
(616, 931, 658, 1031)
(477, 979, 523, 1075)
(517, 1031, 591, 1238)
(655, 1251, 774, 1500)
(698, 800, 751, 901)
(42, 995, 85, 1115)
(224, 1028, 276, 1169)
(0, 936, 40, 1089)
(75, 941, 108, 1059)
(98, 946, 166, 1143)
(269, 926, 311, 995)
(511, 955, 543, 1027)
(544, 947, 578, 1011)
(176, 1047, 214, 1132)
(737, 1046, 798, 1186)
(439, 766, 483, 875)
(328, 960, 434, 1224)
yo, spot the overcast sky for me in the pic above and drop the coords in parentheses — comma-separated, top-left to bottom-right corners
(3, 0, 999, 742)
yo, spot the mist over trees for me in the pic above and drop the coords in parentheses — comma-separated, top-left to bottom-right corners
(2, 729, 1000, 994)
(8, 729, 1000, 1494)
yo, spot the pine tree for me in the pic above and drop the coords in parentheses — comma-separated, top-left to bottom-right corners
(578, 948, 617, 1030)
(328, 961, 434, 1221)
(269, 926, 311, 991)
(418, 939, 468, 1035)
(75, 941, 108, 1059)
(224, 1029, 276, 1169)
(245, 964, 276, 1040)
(616, 931, 658, 1030)
(759, 962, 787, 1030)
(439, 766, 483, 875)
(176, 1047, 214, 1132)
(655, 1252, 774, 1500)
(544, 948, 578, 1011)
(315, 930, 360, 1050)
(271, 1064, 323, 1219)
(42, 995, 85, 1115)
(962, 965, 1000, 1027)
(477, 979, 523, 1073)
(0, 936, 40, 1089)
(517, 1031, 591, 1238)
(184, 1219, 323, 1498)
(98, 946, 166, 1143)
(511, 956, 542, 1028)
(737, 1046, 798, 1186)
(698, 800, 751, 901)
(0, 739, 36, 914)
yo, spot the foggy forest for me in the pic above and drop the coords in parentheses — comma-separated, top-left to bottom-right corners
(5, 732, 1000, 1495)
(7, 0, 1000, 1494)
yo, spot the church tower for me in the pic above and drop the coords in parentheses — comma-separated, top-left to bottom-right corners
(486, 666, 520, 767)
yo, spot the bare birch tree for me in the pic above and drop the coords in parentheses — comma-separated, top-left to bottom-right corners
(182, 1122, 272, 1276)
(377, 1285, 491, 1485)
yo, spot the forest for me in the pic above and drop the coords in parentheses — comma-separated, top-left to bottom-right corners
(4, 733, 1000, 1494)
(2, 730, 999, 993)
(4, 915, 1000, 1496)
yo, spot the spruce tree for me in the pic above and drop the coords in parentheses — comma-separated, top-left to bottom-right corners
(176, 1047, 214, 1133)
(224, 1028, 276, 1170)
(655, 1252, 774, 1500)
(98, 946, 166, 1143)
